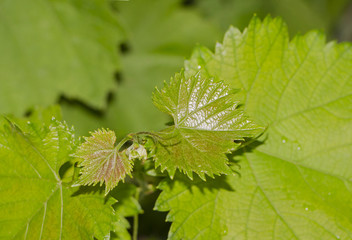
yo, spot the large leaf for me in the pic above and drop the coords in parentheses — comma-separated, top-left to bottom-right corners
(0, 109, 118, 239)
(0, 0, 124, 114)
(156, 17, 352, 239)
(61, 0, 221, 137)
(152, 72, 263, 179)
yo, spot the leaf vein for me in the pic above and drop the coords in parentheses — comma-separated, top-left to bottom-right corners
(245, 153, 300, 239)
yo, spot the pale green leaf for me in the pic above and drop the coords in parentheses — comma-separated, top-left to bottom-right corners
(156, 16, 352, 239)
(152, 72, 263, 179)
(155, 176, 230, 240)
(0, 112, 117, 239)
(6, 105, 63, 134)
(75, 129, 134, 194)
(0, 0, 124, 114)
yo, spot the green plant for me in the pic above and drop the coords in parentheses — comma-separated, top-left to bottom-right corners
(1, 15, 352, 240)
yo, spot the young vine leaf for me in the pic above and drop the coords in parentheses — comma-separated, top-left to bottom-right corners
(74, 129, 141, 194)
(156, 16, 352, 239)
(152, 71, 264, 179)
(0, 109, 118, 240)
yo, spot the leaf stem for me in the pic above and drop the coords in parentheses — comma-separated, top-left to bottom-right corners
(115, 131, 157, 151)
(115, 134, 134, 151)
(133, 187, 140, 240)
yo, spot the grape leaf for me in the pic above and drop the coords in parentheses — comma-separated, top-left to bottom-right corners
(155, 176, 230, 239)
(0, 0, 124, 115)
(74, 129, 135, 194)
(0, 110, 118, 239)
(152, 72, 263, 179)
(156, 16, 352, 239)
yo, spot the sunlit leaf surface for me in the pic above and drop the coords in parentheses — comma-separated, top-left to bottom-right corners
(152, 72, 263, 179)
(156, 16, 352, 239)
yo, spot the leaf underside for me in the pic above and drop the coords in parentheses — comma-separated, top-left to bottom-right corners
(152, 72, 263, 179)
(156, 16, 352, 239)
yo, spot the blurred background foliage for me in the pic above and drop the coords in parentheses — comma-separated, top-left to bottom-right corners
(61, 0, 352, 138)
(1, 0, 352, 239)
(1, 0, 351, 137)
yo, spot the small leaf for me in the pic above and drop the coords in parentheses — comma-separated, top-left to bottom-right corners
(152, 72, 263, 179)
(75, 129, 133, 194)
(126, 142, 148, 161)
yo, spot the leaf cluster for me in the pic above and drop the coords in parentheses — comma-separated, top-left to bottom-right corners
(0, 1, 352, 239)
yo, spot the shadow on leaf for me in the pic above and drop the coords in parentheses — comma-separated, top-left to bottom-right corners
(71, 184, 105, 197)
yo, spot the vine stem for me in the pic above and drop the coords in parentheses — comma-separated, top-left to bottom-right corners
(133, 187, 141, 240)
(114, 130, 156, 240)
(114, 134, 134, 151)
(114, 131, 158, 151)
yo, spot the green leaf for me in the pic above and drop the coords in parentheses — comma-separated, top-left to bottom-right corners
(152, 72, 263, 179)
(6, 105, 63, 129)
(74, 129, 134, 194)
(156, 16, 352, 239)
(0, 0, 124, 114)
(0, 112, 117, 239)
(155, 176, 230, 239)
